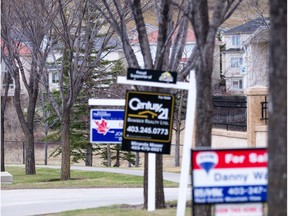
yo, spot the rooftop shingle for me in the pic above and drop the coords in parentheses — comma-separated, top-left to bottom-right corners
(224, 17, 270, 35)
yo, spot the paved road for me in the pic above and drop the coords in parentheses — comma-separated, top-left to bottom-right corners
(1, 165, 191, 216)
(2, 188, 191, 216)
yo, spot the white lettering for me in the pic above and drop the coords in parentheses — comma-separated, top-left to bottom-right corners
(225, 154, 245, 164)
(249, 152, 268, 163)
(128, 97, 163, 112)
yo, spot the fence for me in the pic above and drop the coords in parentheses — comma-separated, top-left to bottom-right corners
(212, 86, 269, 148)
(3, 141, 61, 165)
(212, 96, 247, 131)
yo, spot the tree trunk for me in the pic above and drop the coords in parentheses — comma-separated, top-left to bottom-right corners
(85, 143, 93, 166)
(156, 154, 165, 208)
(61, 110, 71, 180)
(13, 71, 37, 175)
(44, 141, 48, 165)
(114, 148, 120, 167)
(1, 109, 5, 172)
(135, 152, 140, 167)
(25, 132, 36, 175)
(175, 125, 181, 167)
(268, 0, 287, 215)
(193, 61, 213, 216)
(175, 90, 185, 167)
(107, 144, 111, 167)
(1, 74, 9, 172)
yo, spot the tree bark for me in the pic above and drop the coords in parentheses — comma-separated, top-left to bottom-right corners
(1, 111, 5, 172)
(268, 0, 287, 215)
(107, 144, 111, 167)
(1, 73, 10, 172)
(13, 64, 37, 175)
(85, 143, 93, 166)
(156, 154, 166, 208)
(61, 109, 71, 180)
(24, 132, 36, 175)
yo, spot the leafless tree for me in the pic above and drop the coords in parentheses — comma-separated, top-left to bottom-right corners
(0, 68, 12, 171)
(268, 0, 287, 215)
(95, 0, 242, 211)
(1, 0, 51, 174)
(94, 0, 184, 208)
(39, 0, 116, 180)
(187, 0, 243, 214)
(173, 90, 186, 167)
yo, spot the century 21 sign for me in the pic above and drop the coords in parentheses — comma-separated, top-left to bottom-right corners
(122, 91, 174, 154)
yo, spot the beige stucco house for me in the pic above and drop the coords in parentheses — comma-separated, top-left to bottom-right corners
(221, 17, 270, 94)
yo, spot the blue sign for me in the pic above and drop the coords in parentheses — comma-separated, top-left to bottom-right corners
(90, 109, 124, 143)
(193, 185, 267, 204)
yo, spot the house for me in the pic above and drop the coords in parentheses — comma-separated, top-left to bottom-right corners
(46, 35, 124, 91)
(1, 42, 32, 97)
(221, 17, 270, 94)
(130, 25, 222, 86)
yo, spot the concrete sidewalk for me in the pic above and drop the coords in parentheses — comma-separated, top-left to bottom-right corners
(35, 165, 191, 184)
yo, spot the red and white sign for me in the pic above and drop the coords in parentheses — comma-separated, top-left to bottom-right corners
(191, 148, 268, 204)
(215, 203, 263, 216)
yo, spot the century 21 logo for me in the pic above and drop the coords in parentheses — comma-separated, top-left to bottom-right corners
(128, 97, 169, 120)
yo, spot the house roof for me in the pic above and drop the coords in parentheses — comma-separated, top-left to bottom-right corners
(224, 17, 270, 35)
(131, 27, 197, 44)
(1, 40, 32, 55)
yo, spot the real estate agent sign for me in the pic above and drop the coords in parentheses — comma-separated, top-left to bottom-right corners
(122, 91, 174, 154)
(191, 148, 268, 204)
(90, 109, 124, 144)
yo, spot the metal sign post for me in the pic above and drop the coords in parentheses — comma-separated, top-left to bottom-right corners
(117, 71, 196, 215)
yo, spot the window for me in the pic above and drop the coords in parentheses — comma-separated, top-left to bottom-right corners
(52, 71, 59, 83)
(232, 79, 243, 90)
(232, 35, 240, 46)
(8, 78, 14, 89)
(231, 57, 243, 68)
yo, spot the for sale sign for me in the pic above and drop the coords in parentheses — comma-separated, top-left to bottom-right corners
(90, 109, 124, 143)
(122, 91, 174, 154)
(191, 148, 267, 204)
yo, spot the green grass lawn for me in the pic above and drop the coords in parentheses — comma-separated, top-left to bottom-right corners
(44, 203, 192, 216)
(1, 166, 178, 190)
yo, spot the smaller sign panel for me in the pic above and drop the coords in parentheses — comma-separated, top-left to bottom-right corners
(122, 91, 174, 154)
(127, 68, 177, 84)
(191, 148, 268, 204)
(90, 109, 124, 144)
(215, 203, 263, 216)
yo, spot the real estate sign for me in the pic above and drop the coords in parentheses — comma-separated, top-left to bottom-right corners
(191, 148, 267, 204)
(127, 68, 177, 84)
(90, 109, 124, 143)
(122, 91, 174, 154)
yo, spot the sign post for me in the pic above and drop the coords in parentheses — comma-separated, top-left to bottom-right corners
(117, 71, 196, 214)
